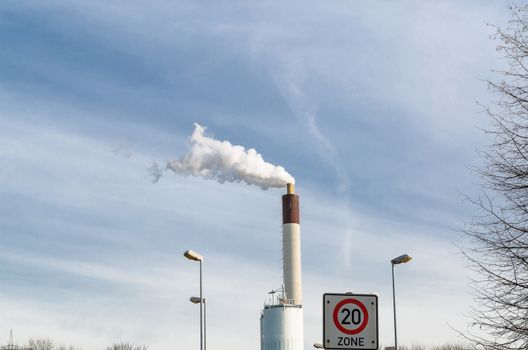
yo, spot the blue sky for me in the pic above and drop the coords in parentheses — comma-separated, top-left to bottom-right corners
(0, 1, 514, 349)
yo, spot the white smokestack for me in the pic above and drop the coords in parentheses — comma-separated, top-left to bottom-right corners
(260, 184, 304, 350)
(159, 123, 295, 190)
(282, 184, 302, 305)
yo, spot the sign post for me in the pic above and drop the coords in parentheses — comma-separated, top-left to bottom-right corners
(323, 293, 378, 350)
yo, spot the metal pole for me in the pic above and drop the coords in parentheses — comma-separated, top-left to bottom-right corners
(392, 263, 398, 350)
(200, 261, 203, 350)
(204, 299, 207, 350)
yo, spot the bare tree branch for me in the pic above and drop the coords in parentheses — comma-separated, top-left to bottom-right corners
(463, 5, 528, 350)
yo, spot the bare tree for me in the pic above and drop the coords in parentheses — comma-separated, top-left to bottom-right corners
(105, 343, 147, 350)
(27, 339, 53, 350)
(55, 346, 81, 350)
(464, 5, 528, 350)
(25, 339, 80, 350)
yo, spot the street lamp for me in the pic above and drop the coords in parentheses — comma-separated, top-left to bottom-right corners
(190, 297, 207, 350)
(313, 343, 324, 349)
(184, 250, 204, 262)
(391, 254, 412, 350)
(184, 250, 204, 350)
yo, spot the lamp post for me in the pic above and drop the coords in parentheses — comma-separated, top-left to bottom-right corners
(190, 297, 206, 350)
(184, 250, 204, 350)
(391, 254, 412, 350)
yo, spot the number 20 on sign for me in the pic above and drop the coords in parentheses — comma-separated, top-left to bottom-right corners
(323, 293, 379, 350)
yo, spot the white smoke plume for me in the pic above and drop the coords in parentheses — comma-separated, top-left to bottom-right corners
(154, 123, 294, 189)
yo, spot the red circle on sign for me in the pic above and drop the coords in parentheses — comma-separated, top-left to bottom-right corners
(332, 298, 369, 335)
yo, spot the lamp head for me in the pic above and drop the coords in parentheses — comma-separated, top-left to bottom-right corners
(184, 249, 204, 262)
(189, 296, 205, 304)
(391, 254, 412, 265)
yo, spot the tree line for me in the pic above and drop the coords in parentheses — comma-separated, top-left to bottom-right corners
(12, 340, 147, 350)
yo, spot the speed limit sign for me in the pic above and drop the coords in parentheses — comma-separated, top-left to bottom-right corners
(323, 293, 378, 349)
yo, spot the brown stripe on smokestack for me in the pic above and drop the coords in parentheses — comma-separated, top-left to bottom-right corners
(282, 183, 300, 224)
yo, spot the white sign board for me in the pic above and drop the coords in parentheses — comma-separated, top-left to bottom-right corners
(323, 293, 378, 350)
